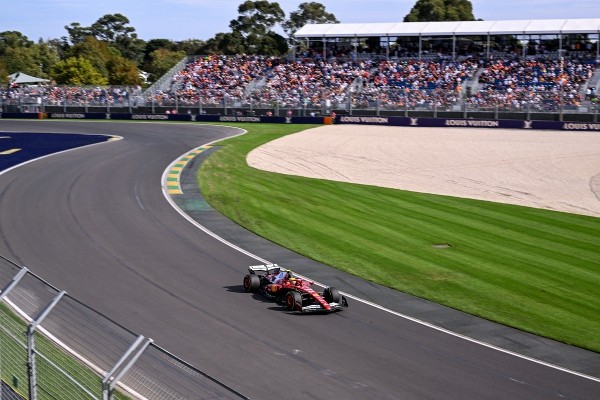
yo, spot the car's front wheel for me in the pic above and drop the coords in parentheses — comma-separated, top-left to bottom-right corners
(243, 274, 260, 293)
(285, 291, 302, 312)
(323, 287, 341, 303)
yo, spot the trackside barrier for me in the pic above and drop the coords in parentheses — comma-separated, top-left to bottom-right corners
(0, 113, 40, 119)
(334, 115, 600, 131)
(0, 256, 249, 400)
(4, 111, 599, 131)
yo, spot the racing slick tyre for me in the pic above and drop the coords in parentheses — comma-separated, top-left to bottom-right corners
(243, 274, 260, 293)
(323, 287, 341, 303)
(285, 291, 303, 312)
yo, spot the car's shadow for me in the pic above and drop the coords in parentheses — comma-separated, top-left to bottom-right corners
(224, 285, 247, 294)
(224, 285, 303, 314)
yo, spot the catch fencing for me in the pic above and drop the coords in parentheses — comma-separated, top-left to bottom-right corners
(1, 86, 598, 123)
(0, 255, 248, 400)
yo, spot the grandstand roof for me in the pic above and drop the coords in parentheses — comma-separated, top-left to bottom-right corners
(294, 18, 600, 38)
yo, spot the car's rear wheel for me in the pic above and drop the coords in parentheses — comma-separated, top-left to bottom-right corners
(323, 287, 341, 303)
(285, 291, 302, 311)
(243, 274, 260, 293)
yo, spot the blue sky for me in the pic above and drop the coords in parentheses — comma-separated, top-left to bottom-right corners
(2, 0, 599, 42)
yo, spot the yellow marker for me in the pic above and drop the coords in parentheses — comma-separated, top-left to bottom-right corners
(165, 145, 212, 195)
(0, 148, 21, 155)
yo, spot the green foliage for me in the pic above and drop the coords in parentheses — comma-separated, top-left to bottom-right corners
(199, 32, 247, 55)
(90, 13, 135, 43)
(404, 0, 477, 22)
(66, 36, 112, 79)
(0, 59, 7, 84)
(64, 22, 93, 44)
(174, 39, 205, 55)
(230, 0, 286, 37)
(282, 2, 339, 38)
(2, 46, 43, 77)
(35, 40, 61, 77)
(107, 56, 141, 85)
(65, 14, 146, 66)
(63, 36, 142, 84)
(0, 31, 34, 53)
(51, 56, 108, 85)
(0, 2, 341, 80)
(199, 123, 600, 353)
(145, 48, 186, 81)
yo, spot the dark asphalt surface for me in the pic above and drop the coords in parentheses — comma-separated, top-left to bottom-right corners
(0, 119, 598, 400)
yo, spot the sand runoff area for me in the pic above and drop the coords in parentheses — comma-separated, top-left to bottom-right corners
(247, 125, 600, 218)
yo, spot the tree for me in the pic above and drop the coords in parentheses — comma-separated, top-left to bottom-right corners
(90, 14, 135, 42)
(52, 56, 108, 85)
(91, 14, 145, 62)
(145, 48, 186, 81)
(173, 39, 205, 56)
(64, 22, 93, 45)
(143, 38, 176, 64)
(199, 32, 247, 55)
(35, 40, 61, 77)
(0, 59, 8, 85)
(254, 31, 288, 55)
(227, 1, 287, 55)
(106, 56, 141, 85)
(282, 2, 339, 39)
(66, 36, 114, 79)
(404, 0, 477, 22)
(2, 46, 42, 76)
(0, 31, 34, 55)
(229, 1, 285, 38)
(64, 14, 146, 64)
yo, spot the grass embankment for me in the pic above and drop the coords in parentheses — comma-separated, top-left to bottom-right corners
(0, 302, 130, 399)
(198, 123, 600, 353)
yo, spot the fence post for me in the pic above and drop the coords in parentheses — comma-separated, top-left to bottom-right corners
(0, 268, 28, 300)
(28, 291, 66, 400)
(198, 91, 202, 116)
(102, 336, 153, 400)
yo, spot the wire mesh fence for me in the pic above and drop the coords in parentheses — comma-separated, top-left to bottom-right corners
(0, 256, 248, 400)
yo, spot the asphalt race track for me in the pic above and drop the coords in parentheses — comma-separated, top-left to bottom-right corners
(0, 120, 599, 399)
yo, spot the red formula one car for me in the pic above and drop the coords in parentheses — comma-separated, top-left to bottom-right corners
(242, 264, 348, 313)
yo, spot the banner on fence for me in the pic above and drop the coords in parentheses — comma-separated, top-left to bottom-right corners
(1, 111, 598, 130)
(110, 113, 193, 121)
(335, 116, 600, 131)
(195, 115, 325, 124)
(49, 113, 107, 119)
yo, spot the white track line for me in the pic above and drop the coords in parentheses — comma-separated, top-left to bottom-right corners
(162, 126, 600, 384)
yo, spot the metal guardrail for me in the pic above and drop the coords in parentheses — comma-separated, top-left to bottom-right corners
(0, 256, 248, 400)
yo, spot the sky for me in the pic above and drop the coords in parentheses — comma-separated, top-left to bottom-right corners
(1, 0, 599, 42)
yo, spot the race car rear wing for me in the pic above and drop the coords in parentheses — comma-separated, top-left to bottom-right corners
(248, 264, 281, 275)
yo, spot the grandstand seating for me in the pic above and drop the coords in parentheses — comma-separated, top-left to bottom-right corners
(1, 54, 598, 113)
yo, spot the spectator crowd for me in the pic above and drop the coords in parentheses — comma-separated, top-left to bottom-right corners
(2, 54, 598, 113)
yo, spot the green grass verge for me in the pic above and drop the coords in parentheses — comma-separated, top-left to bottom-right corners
(198, 123, 600, 353)
(0, 302, 130, 400)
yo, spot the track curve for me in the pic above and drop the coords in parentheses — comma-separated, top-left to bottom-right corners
(0, 120, 598, 400)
